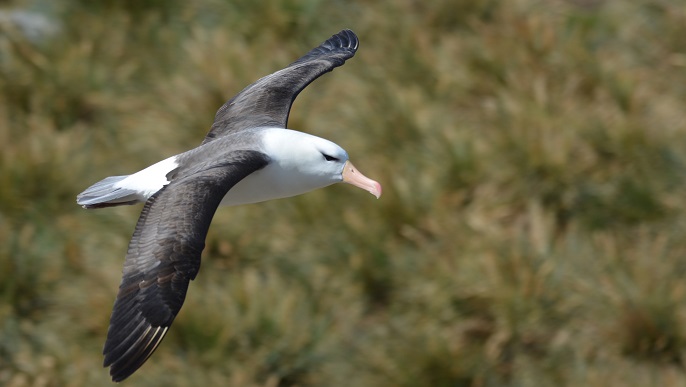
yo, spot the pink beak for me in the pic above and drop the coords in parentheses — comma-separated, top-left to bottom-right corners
(341, 161, 382, 199)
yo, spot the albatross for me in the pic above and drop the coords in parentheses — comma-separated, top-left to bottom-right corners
(76, 29, 381, 382)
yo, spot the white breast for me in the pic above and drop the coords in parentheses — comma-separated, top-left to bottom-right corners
(219, 164, 309, 206)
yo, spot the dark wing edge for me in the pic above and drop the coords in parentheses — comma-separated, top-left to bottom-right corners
(102, 151, 269, 382)
(287, 29, 359, 67)
(202, 29, 359, 145)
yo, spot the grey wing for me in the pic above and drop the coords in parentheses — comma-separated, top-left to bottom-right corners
(102, 151, 268, 382)
(202, 29, 359, 145)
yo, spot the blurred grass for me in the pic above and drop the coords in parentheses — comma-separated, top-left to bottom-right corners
(2, 0, 686, 385)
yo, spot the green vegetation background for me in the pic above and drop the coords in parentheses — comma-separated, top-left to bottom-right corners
(1, 0, 686, 385)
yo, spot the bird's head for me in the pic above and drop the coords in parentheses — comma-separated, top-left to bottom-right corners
(262, 129, 382, 199)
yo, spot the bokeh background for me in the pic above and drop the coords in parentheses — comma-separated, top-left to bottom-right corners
(2, 0, 686, 386)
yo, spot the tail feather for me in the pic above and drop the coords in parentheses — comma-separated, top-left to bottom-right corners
(77, 175, 143, 209)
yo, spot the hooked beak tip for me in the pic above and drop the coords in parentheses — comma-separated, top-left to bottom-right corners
(371, 181, 382, 199)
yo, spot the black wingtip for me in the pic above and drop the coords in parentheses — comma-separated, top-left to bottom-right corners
(104, 324, 169, 382)
(326, 29, 359, 51)
(288, 29, 359, 68)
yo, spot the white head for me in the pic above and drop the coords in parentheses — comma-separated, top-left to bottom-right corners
(257, 128, 382, 200)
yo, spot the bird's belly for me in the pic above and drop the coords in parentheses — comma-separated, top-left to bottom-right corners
(219, 176, 287, 206)
(219, 165, 329, 207)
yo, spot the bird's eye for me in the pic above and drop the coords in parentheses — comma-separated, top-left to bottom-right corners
(322, 154, 339, 162)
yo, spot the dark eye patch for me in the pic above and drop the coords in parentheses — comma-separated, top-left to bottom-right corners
(323, 154, 339, 162)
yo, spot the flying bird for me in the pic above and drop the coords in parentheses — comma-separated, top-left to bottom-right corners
(76, 29, 381, 382)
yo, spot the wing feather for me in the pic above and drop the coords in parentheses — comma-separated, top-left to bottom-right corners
(103, 151, 268, 382)
(202, 29, 359, 144)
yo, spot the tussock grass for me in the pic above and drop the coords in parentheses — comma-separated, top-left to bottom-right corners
(2, 0, 686, 385)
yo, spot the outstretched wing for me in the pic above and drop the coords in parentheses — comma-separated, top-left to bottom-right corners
(202, 29, 359, 145)
(102, 151, 268, 382)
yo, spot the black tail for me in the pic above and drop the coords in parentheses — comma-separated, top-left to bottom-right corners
(76, 175, 143, 209)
